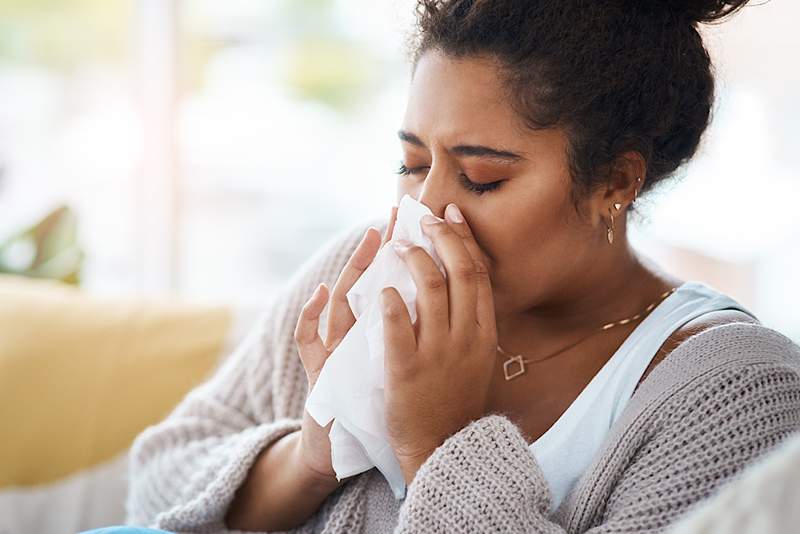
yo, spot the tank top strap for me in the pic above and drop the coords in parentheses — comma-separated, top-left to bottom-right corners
(608, 280, 758, 422)
(529, 280, 758, 513)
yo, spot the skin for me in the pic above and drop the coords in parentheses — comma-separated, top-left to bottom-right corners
(384, 50, 687, 477)
(225, 49, 757, 530)
(227, 221, 397, 531)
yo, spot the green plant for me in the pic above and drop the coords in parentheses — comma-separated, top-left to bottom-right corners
(0, 205, 84, 285)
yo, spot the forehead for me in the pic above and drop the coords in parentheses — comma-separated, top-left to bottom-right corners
(402, 50, 529, 145)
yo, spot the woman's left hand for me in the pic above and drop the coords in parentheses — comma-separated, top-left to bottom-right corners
(380, 203, 498, 485)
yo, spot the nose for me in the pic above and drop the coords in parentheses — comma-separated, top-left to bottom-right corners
(416, 165, 452, 219)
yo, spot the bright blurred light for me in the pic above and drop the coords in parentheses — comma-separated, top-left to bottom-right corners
(0, 0, 797, 340)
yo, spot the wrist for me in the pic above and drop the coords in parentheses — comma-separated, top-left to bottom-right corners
(291, 432, 345, 496)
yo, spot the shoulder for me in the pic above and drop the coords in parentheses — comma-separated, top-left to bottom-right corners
(638, 309, 764, 387)
(680, 313, 799, 366)
(634, 317, 800, 411)
(601, 319, 800, 482)
(579, 320, 800, 532)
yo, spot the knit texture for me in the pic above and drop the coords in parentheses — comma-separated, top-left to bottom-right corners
(126, 218, 800, 534)
(669, 429, 800, 534)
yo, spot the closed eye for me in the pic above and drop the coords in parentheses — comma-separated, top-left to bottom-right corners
(395, 163, 505, 195)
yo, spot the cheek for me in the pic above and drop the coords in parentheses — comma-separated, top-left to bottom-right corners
(475, 206, 565, 283)
(485, 224, 536, 275)
(464, 214, 527, 276)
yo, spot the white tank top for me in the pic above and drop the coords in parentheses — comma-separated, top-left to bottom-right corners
(529, 280, 758, 512)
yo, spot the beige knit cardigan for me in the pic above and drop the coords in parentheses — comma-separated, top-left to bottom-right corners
(126, 219, 800, 534)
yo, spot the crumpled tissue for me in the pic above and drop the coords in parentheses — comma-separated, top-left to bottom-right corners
(305, 193, 446, 499)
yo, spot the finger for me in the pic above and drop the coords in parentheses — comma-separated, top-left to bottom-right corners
(326, 227, 382, 349)
(420, 214, 478, 334)
(382, 205, 398, 246)
(380, 286, 417, 376)
(444, 203, 491, 270)
(294, 283, 331, 382)
(392, 238, 449, 339)
(444, 203, 496, 332)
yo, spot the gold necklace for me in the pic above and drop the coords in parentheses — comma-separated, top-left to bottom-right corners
(498, 287, 678, 381)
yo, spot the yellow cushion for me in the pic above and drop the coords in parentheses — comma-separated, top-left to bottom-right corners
(0, 275, 232, 488)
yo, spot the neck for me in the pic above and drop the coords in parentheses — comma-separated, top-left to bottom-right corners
(495, 238, 674, 350)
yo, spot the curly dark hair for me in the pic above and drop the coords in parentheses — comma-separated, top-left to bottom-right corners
(409, 0, 756, 219)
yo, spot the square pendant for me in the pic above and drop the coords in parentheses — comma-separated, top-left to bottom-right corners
(503, 355, 526, 381)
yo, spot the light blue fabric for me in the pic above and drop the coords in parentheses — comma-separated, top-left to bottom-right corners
(529, 280, 759, 512)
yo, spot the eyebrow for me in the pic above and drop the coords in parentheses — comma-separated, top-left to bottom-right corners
(397, 130, 525, 164)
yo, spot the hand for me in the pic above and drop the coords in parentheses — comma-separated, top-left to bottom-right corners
(293, 206, 398, 486)
(380, 203, 498, 484)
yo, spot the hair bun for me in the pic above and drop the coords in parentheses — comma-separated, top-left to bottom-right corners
(658, 0, 753, 23)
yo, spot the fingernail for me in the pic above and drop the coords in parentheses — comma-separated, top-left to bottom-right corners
(421, 214, 442, 226)
(445, 203, 463, 223)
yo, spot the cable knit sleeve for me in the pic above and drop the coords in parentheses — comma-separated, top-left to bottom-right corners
(394, 325, 800, 534)
(125, 220, 383, 533)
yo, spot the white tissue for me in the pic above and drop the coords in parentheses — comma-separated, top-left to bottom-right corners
(304, 194, 446, 499)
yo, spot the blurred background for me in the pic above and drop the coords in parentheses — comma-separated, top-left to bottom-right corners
(0, 1, 798, 531)
(0, 0, 411, 308)
(0, 0, 797, 334)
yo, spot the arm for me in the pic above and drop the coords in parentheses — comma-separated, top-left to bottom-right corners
(225, 430, 344, 531)
(126, 313, 315, 533)
(394, 338, 800, 533)
(125, 221, 379, 533)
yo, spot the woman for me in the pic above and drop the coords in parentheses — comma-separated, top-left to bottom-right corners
(123, 0, 800, 532)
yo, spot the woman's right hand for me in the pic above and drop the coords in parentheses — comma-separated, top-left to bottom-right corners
(292, 206, 398, 486)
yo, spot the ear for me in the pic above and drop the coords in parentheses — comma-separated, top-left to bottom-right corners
(583, 150, 646, 229)
(605, 150, 646, 207)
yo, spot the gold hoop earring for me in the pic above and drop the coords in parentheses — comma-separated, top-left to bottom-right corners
(633, 177, 642, 202)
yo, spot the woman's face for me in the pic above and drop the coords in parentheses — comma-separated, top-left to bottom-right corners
(397, 50, 610, 318)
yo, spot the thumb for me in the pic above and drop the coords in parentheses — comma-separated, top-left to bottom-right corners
(294, 283, 332, 386)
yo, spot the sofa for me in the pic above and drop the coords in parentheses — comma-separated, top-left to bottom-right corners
(3, 272, 799, 534)
(0, 274, 253, 534)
